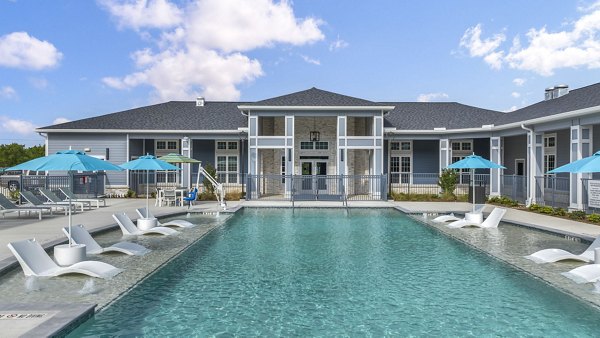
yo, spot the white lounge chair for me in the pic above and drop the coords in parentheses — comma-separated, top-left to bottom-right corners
(0, 193, 51, 220)
(39, 188, 89, 211)
(60, 187, 106, 208)
(524, 235, 600, 264)
(446, 207, 507, 229)
(20, 190, 69, 215)
(432, 213, 461, 223)
(7, 238, 122, 279)
(562, 264, 600, 284)
(135, 207, 197, 228)
(112, 212, 178, 236)
(62, 224, 150, 256)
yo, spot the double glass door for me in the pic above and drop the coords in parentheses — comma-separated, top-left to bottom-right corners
(301, 161, 327, 193)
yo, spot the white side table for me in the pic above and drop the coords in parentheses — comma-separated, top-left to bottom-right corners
(138, 217, 158, 230)
(54, 244, 86, 266)
(465, 212, 483, 224)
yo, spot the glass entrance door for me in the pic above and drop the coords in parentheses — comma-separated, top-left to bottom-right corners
(301, 162, 313, 190)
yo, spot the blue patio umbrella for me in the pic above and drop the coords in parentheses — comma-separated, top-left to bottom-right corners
(548, 151, 600, 173)
(446, 153, 505, 213)
(119, 155, 180, 218)
(6, 150, 123, 246)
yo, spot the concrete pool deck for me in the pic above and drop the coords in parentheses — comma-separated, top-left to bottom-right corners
(1, 198, 600, 337)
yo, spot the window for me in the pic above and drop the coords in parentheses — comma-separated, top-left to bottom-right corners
(544, 136, 556, 148)
(390, 142, 400, 151)
(315, 141, 328, 150)
(216, 155, 238, 183)
(217, 141, 227, 150)
(228, 142, 238, 150)
(544, 154, 556, 173)
(281, 156, 286, 183)
(452, 142, 461, 151)
(543, 133, 557, 174)
(461, 142, 471, 151)
(167, 141, 178, 150)
(452, 141, 472, 152)
(390, 156, 400, 173)
(156, 141, 166, 150)
(401, 142, 411, 151)
(401, 157, 411, 173)
(300, 141, 314, 150)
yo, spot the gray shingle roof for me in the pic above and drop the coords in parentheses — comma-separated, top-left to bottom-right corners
(498, 82, 600, 125)
(246, 87, 387, 107)
(381, 102, 505, 130)
(40, 101, 247, 130)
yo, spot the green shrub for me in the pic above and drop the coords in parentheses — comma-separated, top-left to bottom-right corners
(569, 210, 586, 220)
(538, 206, 554, 214)
(202, 163, 217, 196)
(225, 191, 242, 201)
(126, 189, 136, 198)
(488, 195, 519, 207)
(528, 204, 542, 212)
(9, 188, 20, 200)
(437, 169, 458, 200)
(552, 208, 567, 216)
(198, 191, 217, 201)
(390, 192, 440, 201)
(587, 213, 600, 223)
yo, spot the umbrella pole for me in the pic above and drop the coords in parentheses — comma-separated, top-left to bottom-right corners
(146, 170, 150, 218)
(472, 169, 475, 213)
(68, 195, 72, 246)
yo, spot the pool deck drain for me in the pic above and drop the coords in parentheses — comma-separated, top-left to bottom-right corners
(0, 303, 94, 337)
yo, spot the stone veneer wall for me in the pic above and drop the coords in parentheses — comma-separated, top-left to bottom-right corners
(294, 116, 337, 174)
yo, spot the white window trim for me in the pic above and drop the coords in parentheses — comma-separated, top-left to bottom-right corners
(451, 140, 473, 153)
(215, 154, 239, 184)
(215, 140, 239, 153)
(155, 139, 179, 155)
(390, 140, 412, 153)
(299, 141, 329, 151)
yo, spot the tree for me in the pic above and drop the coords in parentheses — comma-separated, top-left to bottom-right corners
(0, 143, 45, 167)
(438, 169, 459, 200)
(202, 163, 217, 195)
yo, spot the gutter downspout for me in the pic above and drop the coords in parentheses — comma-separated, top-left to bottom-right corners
(38, 132, 48, 155)
(521, 124, 534, 206)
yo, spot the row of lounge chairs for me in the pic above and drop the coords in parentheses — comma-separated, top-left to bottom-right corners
(7, 209, 197, 279)
(433, 206, 600, 284)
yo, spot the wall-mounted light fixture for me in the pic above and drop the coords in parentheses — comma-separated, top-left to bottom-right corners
(83, 148, 91, 152)
(310, 131, 320, 141)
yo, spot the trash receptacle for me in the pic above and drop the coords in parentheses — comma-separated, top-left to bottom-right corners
(468, 185, 486, 204)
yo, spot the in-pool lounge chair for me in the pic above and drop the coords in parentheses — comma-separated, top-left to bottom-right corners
(7, 238, 122, 279)
(20, 190, 69, 215)
(39, 188, 89, 211)
(60, 187, 106, 208)
(432, 213, 461, 223)
(135, 207, 197, 228)
(62, 224, 150, 256)
(525, 235, 600, 264)
(562, 264, 600, 284)
(446, 207, 507, 229)
(0, 193, 51, 220)
(112, 212, 178, 236)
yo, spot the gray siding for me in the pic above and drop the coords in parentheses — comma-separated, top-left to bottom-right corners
(413, 140, 438, 173)
(240, 139, 248, 174)
(502, 135, 527, 175)
(473, 138, 490, 174)
(129, 139, 143, 159)
(556, 129, 570, 167)
(47, 133, 128, 186)
(383, 140, 388, 174)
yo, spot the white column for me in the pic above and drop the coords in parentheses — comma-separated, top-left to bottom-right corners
(530, 132, 543, 204)
(489, 136, 501, 196)
(337, 116, 347, 175)
(284, 115, 294, 198)
(439, 139, 451, 173)
(570, 125, 592, 210)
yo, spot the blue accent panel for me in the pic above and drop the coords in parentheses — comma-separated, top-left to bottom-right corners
(413, 140, 438, 173)
(383, 140, 388, 174)
(144, 139, 154, 155)
(192, 140, 215, 168)
(240, 139, 248, 174)
(473, 138, 490, 174)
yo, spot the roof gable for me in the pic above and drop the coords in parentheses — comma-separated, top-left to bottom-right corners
(245, 87, 386, 107)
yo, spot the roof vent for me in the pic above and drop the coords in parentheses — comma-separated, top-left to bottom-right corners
(196, 97, 205, 107)
(544, 87, 554, 101)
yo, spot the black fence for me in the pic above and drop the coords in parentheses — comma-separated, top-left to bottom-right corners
(0, 173, 105, 201)
(501, 175, 527, 204)
(129, 171, 247, 197)
(533, 175, 570, 208)
(246, 175, 387, 201)
(388, 173, 489, 197)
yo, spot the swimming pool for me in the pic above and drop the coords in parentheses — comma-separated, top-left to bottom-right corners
(70, 208, 600, 336)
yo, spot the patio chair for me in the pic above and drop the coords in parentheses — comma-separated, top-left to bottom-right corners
(432, 213, 461, 223)
(59, 187, 106, 208)
(20, 190, 68, 215)
(7, 238, 122, 279)
(62, 224, 150, 256)
(39, 188, 89, 212)
(524, 235, 600, 264)
(112, 212, 178, 236)
(0, 193, 51, 220)
(163, 189, 178, 207)
(446, 207, 507, 229)
(154, 188, 163, 207)
(183, 188, 198, 209)
(135, 207, 197, 228)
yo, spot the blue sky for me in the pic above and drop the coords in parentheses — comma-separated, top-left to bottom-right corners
(1, 0, 600, 145)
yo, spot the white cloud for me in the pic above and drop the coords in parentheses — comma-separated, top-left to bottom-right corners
(506, 105, 518, 112)
(511, 91, 521, 98)
(52, 117, 71, 125)
(417, 92, 449, 102)
(0, 86, 17, 99)
(100, 0, 324, 101)
(513, 77, 526, 86)
(0, 32, 62, 70)
(459, 3, 600, 75)
(0, 116, 37, 135)
(98, 0, 183, 30)
(300, 55, 320, 65)
(329, 35, 349, 51)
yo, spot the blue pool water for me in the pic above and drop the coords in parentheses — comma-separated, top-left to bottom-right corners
(71, 209, 600, 336)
